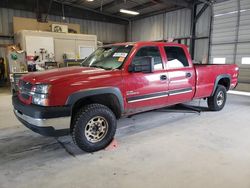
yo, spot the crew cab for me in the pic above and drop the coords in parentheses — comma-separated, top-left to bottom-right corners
(12, 42, 239, 152)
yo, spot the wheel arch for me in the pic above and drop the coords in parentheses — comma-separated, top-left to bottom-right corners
(66, 87, 124, 132)
(211, 74, 231, 96)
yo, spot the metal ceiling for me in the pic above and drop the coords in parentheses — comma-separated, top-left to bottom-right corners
(0, 0, 228, 24)
(62, 0, 191, 18)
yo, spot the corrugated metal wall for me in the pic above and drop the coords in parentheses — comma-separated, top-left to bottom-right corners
(129, 7, 211, 63)
(0, 8, 36, 36)
(0, 8, 126, 56)
(0, 8, 36, 57)
(130, 14, 164, 41)
(49, 15, 126, 43)
(210, 0, 238, 64)
(1, 7, 211, 62)
(210, 0, 250, 91)
(130, 9, 191, 41)
(195, 4, 211, 63)
(164, 8, 191, 39)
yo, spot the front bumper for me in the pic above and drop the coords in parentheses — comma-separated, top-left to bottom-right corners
(12, 96, 71, 137)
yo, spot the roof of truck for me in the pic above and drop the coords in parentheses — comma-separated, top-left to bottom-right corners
(105, 41, 186, 48)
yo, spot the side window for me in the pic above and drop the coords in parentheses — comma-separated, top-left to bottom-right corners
(133, 46, 163, 70)
(164, 46, 189, 69)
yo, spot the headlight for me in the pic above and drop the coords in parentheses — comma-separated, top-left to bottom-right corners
(32, 93, 49, 106)
(32, 84, 50, 94)
(31, 84, 50, 106)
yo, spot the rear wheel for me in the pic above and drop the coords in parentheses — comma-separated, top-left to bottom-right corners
(207, 85, 227, 111)
(72, 104, 117, 152)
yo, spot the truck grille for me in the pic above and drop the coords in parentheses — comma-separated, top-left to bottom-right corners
(19, 80, 33, 101)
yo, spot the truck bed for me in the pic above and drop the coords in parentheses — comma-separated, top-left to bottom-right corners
(193, 64, 238, 99)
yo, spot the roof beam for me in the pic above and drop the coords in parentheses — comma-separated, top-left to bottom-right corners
(126, 0, 191, 19)
(129, 1, 160, 11)
(132, 0, 165, 11)
(53, 0, 129, 23)
(95, 0, 126, 11)
(113, 0, 161, 15)
(194, 3, 209, 22)
(160, 0, 192, 8)
(214, 0, 229, 3)
(0, 0, 129, 24)
(131, 6, 184, 20)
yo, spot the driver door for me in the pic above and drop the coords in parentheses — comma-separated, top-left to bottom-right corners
(123, 46, 168, 113)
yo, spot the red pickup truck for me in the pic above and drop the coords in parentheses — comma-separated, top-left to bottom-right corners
(13, 42, 239, 152)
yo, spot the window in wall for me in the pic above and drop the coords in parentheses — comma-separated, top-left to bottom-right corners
(133, 46, 163, 70)
(79, 46, 94, 59)
(241, 57, 250, 64)
(164, 46, 189, 69)
(213, 57, 226, 64)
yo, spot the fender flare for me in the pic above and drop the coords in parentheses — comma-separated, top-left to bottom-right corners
(66, 87, 124, 113)
(211, 74, 231, 96)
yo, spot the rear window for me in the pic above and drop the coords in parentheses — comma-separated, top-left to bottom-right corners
(164, 46, 189, 69)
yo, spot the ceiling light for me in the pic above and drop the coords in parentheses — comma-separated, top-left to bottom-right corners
(120, 9, 139, 15)
(86, 0, 94, 2)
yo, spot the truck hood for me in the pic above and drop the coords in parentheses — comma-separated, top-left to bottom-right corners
(21, 66, 111, 84)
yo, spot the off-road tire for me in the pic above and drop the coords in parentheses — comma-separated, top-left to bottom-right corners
(207, 85, 227, 111)
(72, 104, 117, 152)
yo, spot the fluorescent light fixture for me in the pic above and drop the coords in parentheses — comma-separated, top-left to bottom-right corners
(86, 0, 94, 2)
(120, 9, 139, 15)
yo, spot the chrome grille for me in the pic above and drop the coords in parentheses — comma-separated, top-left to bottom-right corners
(19, 80, 33, 90)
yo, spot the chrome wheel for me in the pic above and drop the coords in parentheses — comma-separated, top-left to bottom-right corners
(84, 116, 109, 143)
(216, 91, 224, 106)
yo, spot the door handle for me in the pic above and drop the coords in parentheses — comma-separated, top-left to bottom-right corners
(160, 75, 167, 80)
(186, 72, 192, 78)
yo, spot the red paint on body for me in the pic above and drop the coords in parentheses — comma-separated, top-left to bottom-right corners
(18, 42, 238, 115)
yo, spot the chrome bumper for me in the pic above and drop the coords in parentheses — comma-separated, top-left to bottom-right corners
(14, 110, 70, 130)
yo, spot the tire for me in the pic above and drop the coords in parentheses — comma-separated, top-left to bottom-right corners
(72, 104, 117, 152)
(207, 85, 227, 111)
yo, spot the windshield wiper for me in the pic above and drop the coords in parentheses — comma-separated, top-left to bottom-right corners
(90, 65, 113, 70)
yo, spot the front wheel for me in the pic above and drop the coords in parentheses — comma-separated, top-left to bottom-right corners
(72, 104, 117, 152)
(207, 85, 227, 111)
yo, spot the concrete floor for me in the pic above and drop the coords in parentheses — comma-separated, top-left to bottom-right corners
(1, 87, 250, 188)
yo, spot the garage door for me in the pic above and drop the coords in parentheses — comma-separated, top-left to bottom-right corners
(210, 0, 250, 92)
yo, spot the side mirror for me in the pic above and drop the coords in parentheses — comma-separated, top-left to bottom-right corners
(128, 56, 154, 73)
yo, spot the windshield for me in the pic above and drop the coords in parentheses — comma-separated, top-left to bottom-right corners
(81, 45, 133, 70)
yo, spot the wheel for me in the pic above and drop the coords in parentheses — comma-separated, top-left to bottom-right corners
(72, 104, 117, 152)
(207, 85, 227, 111)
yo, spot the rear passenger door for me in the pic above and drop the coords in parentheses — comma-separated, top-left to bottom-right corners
(164, 46, 196, 105)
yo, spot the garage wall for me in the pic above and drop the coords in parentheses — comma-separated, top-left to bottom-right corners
(164, 9, 191, 39)
(130, 14, 164, 41)
(210, 0, 250, 91)
(0, 7, 126, 57)
(128, 7, 211, 63)
(67, 17, 125, 44)
(194, 4, 211, 63)
(129, 9, 191, 41)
